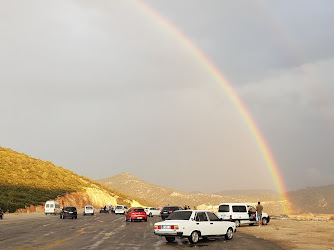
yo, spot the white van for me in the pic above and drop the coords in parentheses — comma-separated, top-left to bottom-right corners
(45, 200, 61, 215)
(217, 203, 270, 227)
(84, 205, 94, 216)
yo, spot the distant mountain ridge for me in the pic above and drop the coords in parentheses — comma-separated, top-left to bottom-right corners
(99, 172, 334, 215)
(288, 185, 334, 214)
(98, 172, 286, 215)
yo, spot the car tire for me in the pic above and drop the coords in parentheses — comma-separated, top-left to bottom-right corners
(262, 217, 268, 225)
(249, 223, 254, 226)
(62, 215, 65, 219)
(188, 231, 199, 244)
(234, 220, 240, 227)
(83, 213, 86, 216)
(165, 236, 175, 242)
(149, 213, 152, 217)
(92, 213, 94, 216)
(75, 216, 77, 219)
(144, 219, 147, 222)
(225, 227, 234, 240)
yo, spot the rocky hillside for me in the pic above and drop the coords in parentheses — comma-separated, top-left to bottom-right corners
(0, 147, 153, 212)
(288, 185, 334, 214)
(98, 173, 287, 215)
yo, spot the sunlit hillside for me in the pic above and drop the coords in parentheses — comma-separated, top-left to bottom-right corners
(98, 173, 287, 215)
(0, 147, 153, 212)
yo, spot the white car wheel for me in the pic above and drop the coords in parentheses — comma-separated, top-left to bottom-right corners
(225, 227, 234, 240)
(188, 231, 199, 244)
(234, 220, 240, 227)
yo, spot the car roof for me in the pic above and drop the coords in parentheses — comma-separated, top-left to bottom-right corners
(218, 203, 250, 206)
(174, 210, 214, 213)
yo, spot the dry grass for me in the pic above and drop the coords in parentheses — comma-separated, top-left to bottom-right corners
(239, 218, 334, 249)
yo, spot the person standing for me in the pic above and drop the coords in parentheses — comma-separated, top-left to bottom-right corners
(256, 202, 264, 227)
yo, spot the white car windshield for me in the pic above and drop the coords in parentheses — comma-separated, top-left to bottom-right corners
(166, 211, 192, 220)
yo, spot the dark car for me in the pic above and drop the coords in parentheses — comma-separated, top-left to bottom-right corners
(60, 206, 77, 219)
(100, 207, 111, 213)
(160, 206, 183, 220)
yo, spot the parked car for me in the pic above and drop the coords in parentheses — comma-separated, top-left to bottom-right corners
(45, 200, 61, 215)
(125, 207, 147, 222)
(154, 210, 236, 244)
(60, 206, 77, 219)
(115, 205, 128, 215)
(145, 207, 160, 217)
(160, 206, 183, 220)
(100, 206, 111, 213)
(217, 203, 270, 227)
(83, 205, 94, 216)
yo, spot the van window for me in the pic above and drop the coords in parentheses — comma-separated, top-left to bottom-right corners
(218, 205, 229, 212)
(50, 204, 54, 208)
(232, 206, 247, 212)
(55, 204, 60, 208)
(46, 204, 49, 208)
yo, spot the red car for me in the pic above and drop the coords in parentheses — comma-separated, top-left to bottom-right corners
(125, 207, 147, 222)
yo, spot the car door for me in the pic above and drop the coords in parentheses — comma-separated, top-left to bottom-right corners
(194, 212, 210, 236)
(238, 205, 249, 223)
(206, 212, 225, 235)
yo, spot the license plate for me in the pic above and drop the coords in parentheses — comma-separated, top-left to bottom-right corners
(163, 212, 167, 213)
(69, 212, 73, 213)
(137, 217, 143, 219)
(162, 225, 171, 229)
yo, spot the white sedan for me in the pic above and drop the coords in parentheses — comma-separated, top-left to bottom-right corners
(154, 210, 236, 244)
(145, 207, 160, 217)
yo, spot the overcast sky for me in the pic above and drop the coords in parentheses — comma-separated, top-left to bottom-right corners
(1, 0, 334, 193)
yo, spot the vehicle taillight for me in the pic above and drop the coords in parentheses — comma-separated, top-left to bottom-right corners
(171, 225, 179, 230)
(230, 215, 232, 221)
(154, 225, 161, 229)
(64, 211, 68, 213)
(74, 211, 77, 213)
(169, 210, 173, 213)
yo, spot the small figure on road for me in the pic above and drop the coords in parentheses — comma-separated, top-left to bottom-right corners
(256, 202, 264, 227)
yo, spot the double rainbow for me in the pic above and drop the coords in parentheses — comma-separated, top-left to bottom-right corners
(136, 1, 290, 215)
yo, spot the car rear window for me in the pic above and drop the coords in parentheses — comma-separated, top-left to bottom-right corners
(134, 209, 144, 212)
(116, 206, 123, 209)
(166, 211, 192, 220)
(65, 207, 76, 212)
(207, 212, 220, 221)
(86, 207, 93, 210)
(218, 205, 229, 212)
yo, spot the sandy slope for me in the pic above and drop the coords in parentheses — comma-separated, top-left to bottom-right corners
(239, 218, 334, 249)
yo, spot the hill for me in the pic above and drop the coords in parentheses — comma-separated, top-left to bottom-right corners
(98, 173, 286, 215)
(288, 185, 334, 214)
(0, 147, 153, 212)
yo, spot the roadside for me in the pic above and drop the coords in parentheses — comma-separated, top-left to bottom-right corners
(238, 218, 334, 249)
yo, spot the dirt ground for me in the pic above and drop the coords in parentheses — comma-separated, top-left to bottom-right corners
(238, 216, 334, 249)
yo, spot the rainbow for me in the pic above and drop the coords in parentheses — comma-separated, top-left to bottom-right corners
(135, 1, 291, 215)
